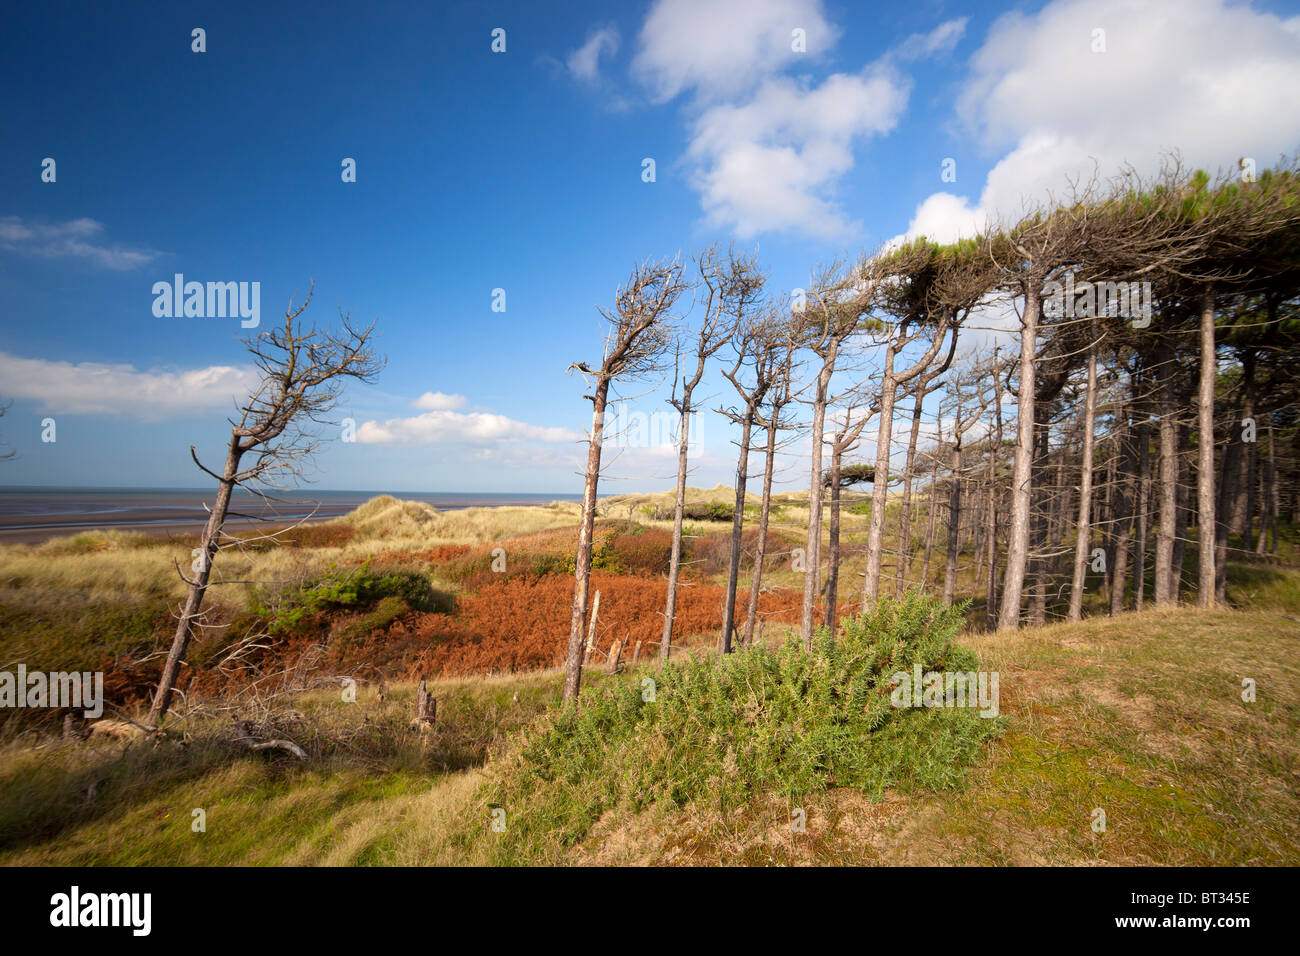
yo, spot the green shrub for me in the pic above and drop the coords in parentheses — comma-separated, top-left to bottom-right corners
(478, 591, 1003, 860)
(333, 595, 411, 649)
(650, 502, 733, 522)
(252, 560, 450, 634)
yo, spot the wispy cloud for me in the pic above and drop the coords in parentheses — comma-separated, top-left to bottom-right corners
(0, 351, 257, 418)
(0, 216, 160, 270)
(894, 18, 968, 61)
(567, 25, 620, 84)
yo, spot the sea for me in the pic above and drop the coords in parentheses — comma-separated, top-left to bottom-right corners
(0, 486, 583, 544)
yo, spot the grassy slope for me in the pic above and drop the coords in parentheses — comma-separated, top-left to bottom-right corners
(2, 603, 1296, 866)
(2, 491, 1296, 866)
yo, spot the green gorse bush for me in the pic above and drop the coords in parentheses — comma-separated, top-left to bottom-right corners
(478, 591, 1004, 860)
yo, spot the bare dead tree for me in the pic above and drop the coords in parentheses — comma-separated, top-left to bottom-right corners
(742, 326, 798, 646)
(823, 403, 875, 639)
(564, 260, 682, 702)
(718, 304, 778, 655)
(941, 363, 993, 604)
(148, 282, 383, 727)
(893, 338, 956, 597)
(660, 246, 743, 662)
(795, 260, 873, 647)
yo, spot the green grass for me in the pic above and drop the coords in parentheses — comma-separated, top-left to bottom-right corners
(3, 492, 1299, 866)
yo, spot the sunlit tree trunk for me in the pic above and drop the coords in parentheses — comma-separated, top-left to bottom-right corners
(1196, 287, 1217, 608)
(564, 380, 609, 701)
(998, 285, 1040, 631)
(1068, 332, 1098, 621)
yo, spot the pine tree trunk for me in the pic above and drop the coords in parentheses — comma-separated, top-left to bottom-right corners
(986, 365, 1004, 630)
(1197, 287, 1217, 609)
(1271, 422, 1281, 553)
(1172, 421, 1191, 598)
(563, 379, 609, 702)
(1154, 352, 1178, 605)
(149, 436, 241, 726)
(1068, 334, 1098, 621)
(660, 393, 695, 662)
(824, 444, 844, 637)
(721, 413, 754, 654)
(1214, 412, 1238, 605)
(894, 396, 926, 597)
(943, 440, 963, 604)
(1133, 417, 1151, 611)
(743, 419, 779, 646)
(1240, 350, 1257, 550)
(801, 355, 835, 647)
(862, 349, 899, 607)
(1110, 401, 1136, 617)
(1028, 411, 1051, 627)
(922, 445, 940, 593)
(998, 284, 1040, 631)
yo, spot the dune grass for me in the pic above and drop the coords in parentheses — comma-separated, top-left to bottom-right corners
(4, 592, 1297, 866)
(1, 492, 1297, 866)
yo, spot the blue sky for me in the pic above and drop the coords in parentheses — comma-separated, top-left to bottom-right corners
(3, 0, 1298, 494)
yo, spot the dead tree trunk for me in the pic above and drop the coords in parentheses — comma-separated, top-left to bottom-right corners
(1154, 348, 1179, 605)
(151, 444, 237, 724)
(1133, 413, 1151, 611)
(661, 249, 738, 662)
(564, 379, 610, 701)
(942, 436, 963, 605)
(721, 411, 755, 653)
(1068, 328, 1099, 620)
(1196, 287, 1217, 608)
(743, 414, 780, 646)
(894, 390, 928, 597)
(148, 286, 381, 727)
(564, 260, 680, 700)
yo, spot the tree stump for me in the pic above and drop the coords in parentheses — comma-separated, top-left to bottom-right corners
(414, 677, 436, 730)
(583, 590, 601, 665)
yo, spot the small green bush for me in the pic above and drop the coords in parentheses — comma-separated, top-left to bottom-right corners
(252, 560, 451, 634)
(650, 502, 733, 522)
(479, 591, 1003, 859)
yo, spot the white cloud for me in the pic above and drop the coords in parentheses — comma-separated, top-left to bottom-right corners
(895, 18, 968, 61)
(0, 351, 257, 418)
(0, 216, 160, 270)
(687, 69, 909, 238)
(411, 391, 468, 411)
(633, 0, 837, 102)
(895, 0, 1300, 244)
(634, 3, 968, 239)
(567, 25, 620, 83)
(357, 408, 581, 445)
